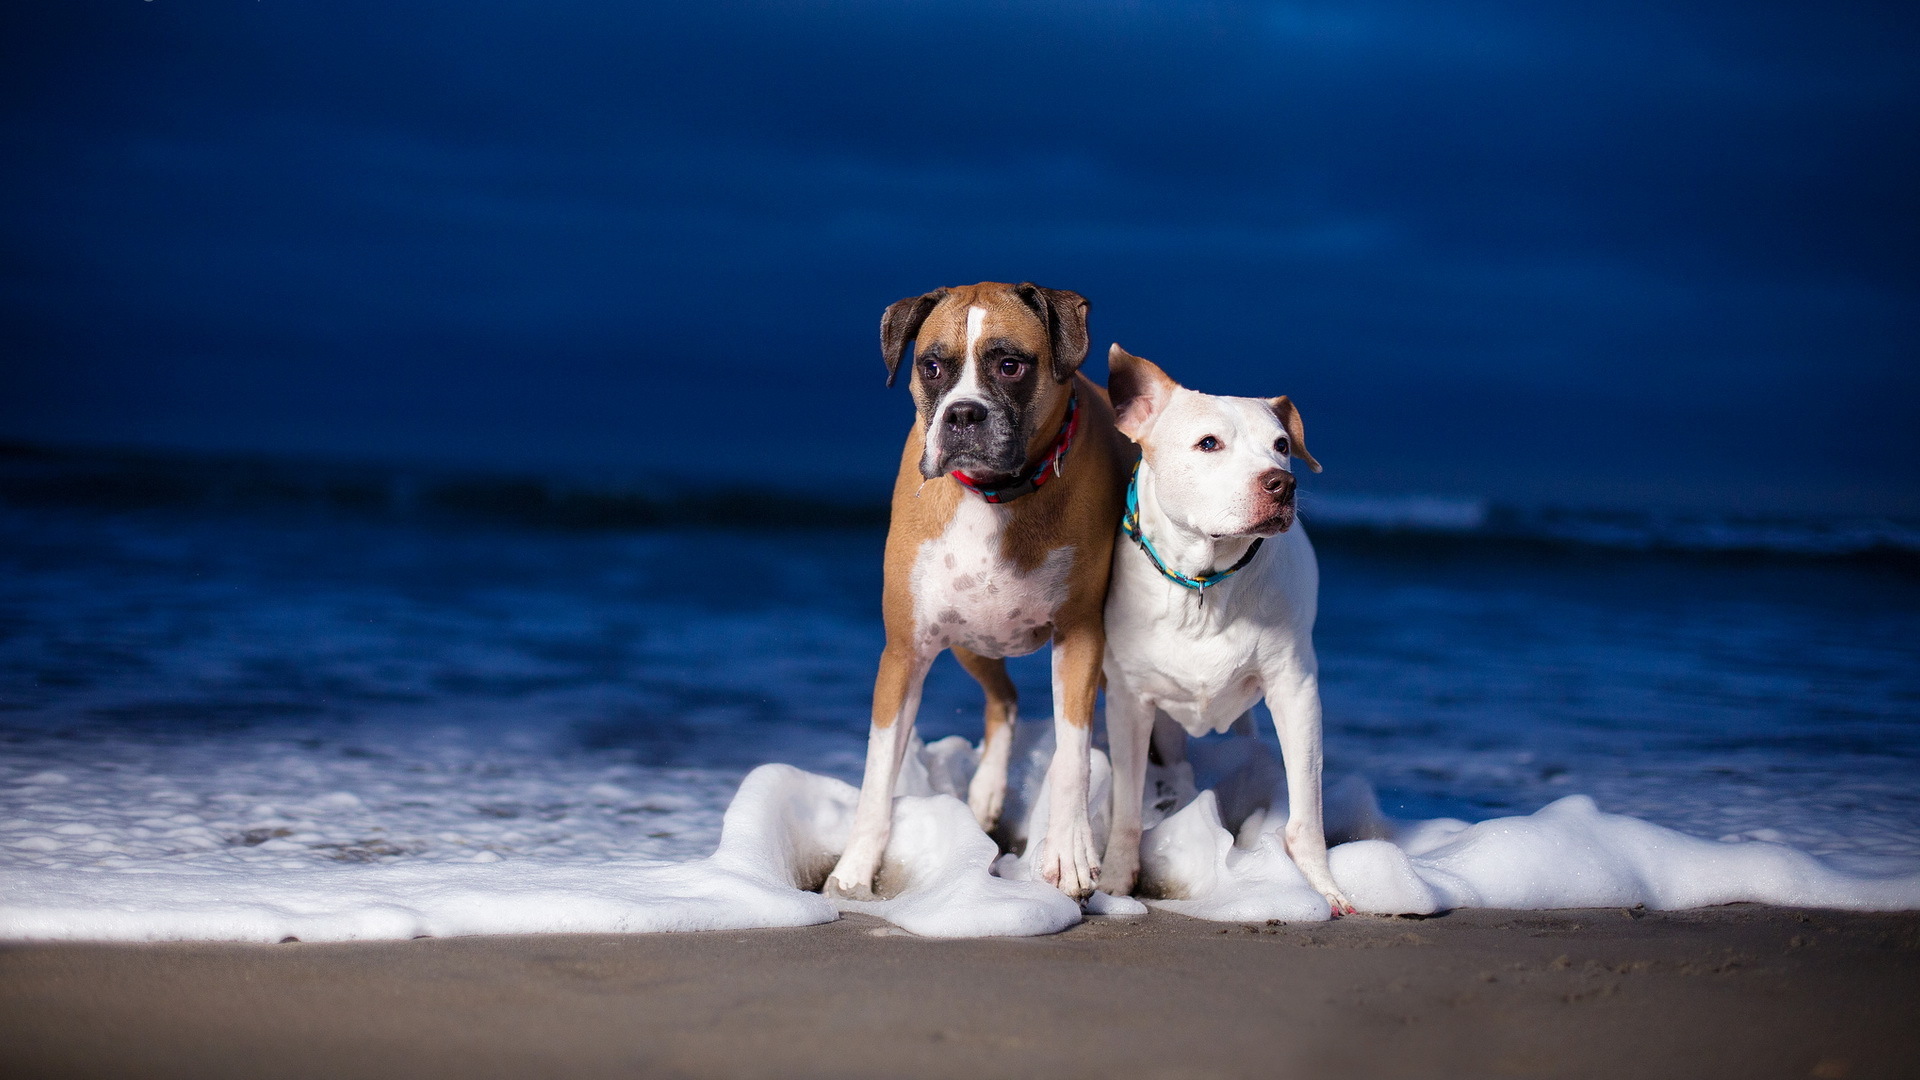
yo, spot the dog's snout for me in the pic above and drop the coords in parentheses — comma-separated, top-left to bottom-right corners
(923, 393, 1020, 481)
(944, 400, 988, 430)
(1260, 469, 1295, 497)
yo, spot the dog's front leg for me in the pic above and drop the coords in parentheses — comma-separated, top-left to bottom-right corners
(1098, 678, 1154, 897)
(1037, 624, 1103, 899)
(825, 646, 931, 900)
(1262, 659, 1354, 915)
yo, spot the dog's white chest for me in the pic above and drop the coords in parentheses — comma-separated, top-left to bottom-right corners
(911, 498, 1073, 660)
(1104, 528, 1321, 737)
(1116, 618, 1265, 734)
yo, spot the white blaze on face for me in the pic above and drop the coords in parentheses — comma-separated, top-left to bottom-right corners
(963, 305, 986, 365)
(924, 305, 990, 471)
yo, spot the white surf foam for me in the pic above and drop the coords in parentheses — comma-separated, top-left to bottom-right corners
(3, 731, 1916, 941)
(1118, 736, 1920, 922)
(1334, 794, 1920, 914)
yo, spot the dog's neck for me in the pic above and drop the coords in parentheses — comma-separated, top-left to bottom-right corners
(1132, 463, 1262, 582)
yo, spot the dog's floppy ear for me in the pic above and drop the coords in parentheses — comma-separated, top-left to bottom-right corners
(880, 289, 947, 388)
(1268, 395, 1322, 473)
(1108, 344, 1179, 443)
(1014, 283, 1090, 383)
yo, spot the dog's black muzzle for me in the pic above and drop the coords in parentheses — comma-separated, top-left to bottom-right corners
(924, 399, 1027, 481)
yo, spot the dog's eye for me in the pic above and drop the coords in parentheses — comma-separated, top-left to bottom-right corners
(1273, 436, 1289, 456)
(1195, 436, 1221, 452)
(921, 359, 942, 380)
(996, 358, 1026, 379)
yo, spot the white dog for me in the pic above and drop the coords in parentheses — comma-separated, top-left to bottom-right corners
(1098, 345, 1353, 914)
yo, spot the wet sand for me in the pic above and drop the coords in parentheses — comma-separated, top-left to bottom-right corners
(3, 906, 1916, 1080)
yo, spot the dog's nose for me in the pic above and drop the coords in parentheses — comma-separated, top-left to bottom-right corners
(944, 400, 988, 430)
(1260, 469, 1295, 497)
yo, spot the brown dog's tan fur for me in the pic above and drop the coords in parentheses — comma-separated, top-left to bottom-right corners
(826, 283, 1131, 901)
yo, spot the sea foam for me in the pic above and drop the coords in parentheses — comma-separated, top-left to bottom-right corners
(3, 733, 1916, 942)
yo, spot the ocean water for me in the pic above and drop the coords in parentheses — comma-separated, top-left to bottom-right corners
(2, 479, 1918, 935)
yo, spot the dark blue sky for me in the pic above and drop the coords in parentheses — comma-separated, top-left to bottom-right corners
(4, 1, 1916, 512)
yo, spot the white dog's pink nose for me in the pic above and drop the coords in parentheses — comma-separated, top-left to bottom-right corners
(1260, 469, 1295, 497)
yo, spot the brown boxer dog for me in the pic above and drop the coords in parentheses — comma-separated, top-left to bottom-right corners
(824, 282, 1130, 901)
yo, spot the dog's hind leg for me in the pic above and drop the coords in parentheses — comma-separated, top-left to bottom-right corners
(952, 645, 1018, 832)
(825, 646, 932, 900)
(1099, 682, 1155, 897)
(1262, 654, 1354, 915)
(1149, 711, 1189, 766)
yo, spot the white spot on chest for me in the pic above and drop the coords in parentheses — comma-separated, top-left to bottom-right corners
(912, 498, 1074, 659)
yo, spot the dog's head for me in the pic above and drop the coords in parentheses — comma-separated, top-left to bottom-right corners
(880, 282, 1090, 483)
(1107, 344, 1321, 539)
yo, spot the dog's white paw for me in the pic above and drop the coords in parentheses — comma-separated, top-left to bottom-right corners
(821, 873, 875, 902)
(1301, 871, 1354, 917)
(1098, 841, 1141, 899)
(1039, 819, 1101, 900)
(1286, 822, 1355, 916)
(966, 783, 1005, 833)
(824, 848, 880, 901)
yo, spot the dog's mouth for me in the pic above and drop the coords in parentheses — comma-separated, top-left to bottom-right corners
(1206, 501, 1296, 541)
(929, 449, 1021, 478)
(927, 447, 1026, 484)
(1250, 501, 1297, 538)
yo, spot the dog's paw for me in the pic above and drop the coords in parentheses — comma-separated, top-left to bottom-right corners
(1301, 868, 1355, 917)
(1039, 820, 1101, 900)
(822, 871, 875, 902)
(966, 784, 1005, 833)
(1299, 871, 1354, 917)
(824, 850, 880, 901)
(1285, 823, 1355, 916)
(1098, 843, 1141, 899)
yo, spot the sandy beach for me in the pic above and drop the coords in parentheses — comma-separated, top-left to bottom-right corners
(3, 905, 1916, 1079)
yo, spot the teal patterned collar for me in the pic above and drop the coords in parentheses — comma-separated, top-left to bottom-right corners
(1120, 461, 1264, 590)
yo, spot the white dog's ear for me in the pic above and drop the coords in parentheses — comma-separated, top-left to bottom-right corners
(1268, 396, 1322, 473)
(1108, 344, 1178, 443)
